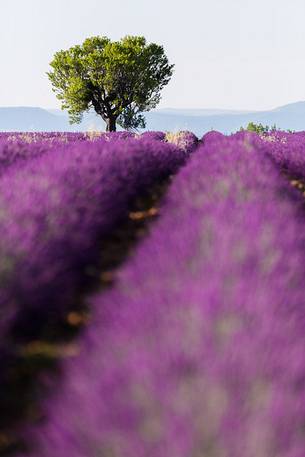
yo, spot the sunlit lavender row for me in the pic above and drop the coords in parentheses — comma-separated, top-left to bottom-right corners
(17, 133, 305, 457)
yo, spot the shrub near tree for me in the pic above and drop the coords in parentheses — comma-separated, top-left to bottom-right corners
(240, 122, 277, 134)
(47, 36, 174, 132)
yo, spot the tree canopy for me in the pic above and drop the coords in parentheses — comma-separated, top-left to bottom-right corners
(47, 36, 174, 131)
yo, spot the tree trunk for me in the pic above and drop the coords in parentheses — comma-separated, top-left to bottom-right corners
(105, 116, 117, 132)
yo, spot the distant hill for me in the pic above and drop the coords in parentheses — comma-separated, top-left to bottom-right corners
(1, 101, 305, 135)
(144, 101, 305, 135)
(0, 107, 103, 132)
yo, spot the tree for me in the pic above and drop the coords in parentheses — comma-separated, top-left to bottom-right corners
(47, 36, 174, 132)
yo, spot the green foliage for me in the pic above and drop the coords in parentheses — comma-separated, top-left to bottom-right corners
(240, 122, 277, 135)
(47, 36, 174, 131)
(240, 122, 295, 135)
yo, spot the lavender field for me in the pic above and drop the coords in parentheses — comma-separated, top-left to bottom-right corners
(1, 129, 305, 457)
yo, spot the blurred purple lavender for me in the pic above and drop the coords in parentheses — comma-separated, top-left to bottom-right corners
(260, 131, 305, 179)
(202, 129, 224, 145)
(141, 131, 166, 141)
(20, 135, 305, 457)
(0, 134, 192, 345)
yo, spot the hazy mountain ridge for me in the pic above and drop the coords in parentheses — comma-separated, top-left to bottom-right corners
(1, 101, 305, 135)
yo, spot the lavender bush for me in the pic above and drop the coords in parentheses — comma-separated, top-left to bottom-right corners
(140, 131, 166, 141)
(232, 129, 305, 181)
(165, 130, 199, 152)
(261, 131, 305, 179)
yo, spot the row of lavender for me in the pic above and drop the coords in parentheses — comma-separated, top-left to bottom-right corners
(0, 131, 148, 175)
(20, 133, 305, 457)
(0, 132, 197, 351)
(233, 129, 305, 179)
(0, 131, 197, 176)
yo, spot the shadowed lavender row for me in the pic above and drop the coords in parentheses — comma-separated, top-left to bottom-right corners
(0, 134, 194, 345)
(23, 135, 305, 457)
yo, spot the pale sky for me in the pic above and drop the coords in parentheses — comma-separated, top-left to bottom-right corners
(1, 0, 305, 110)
